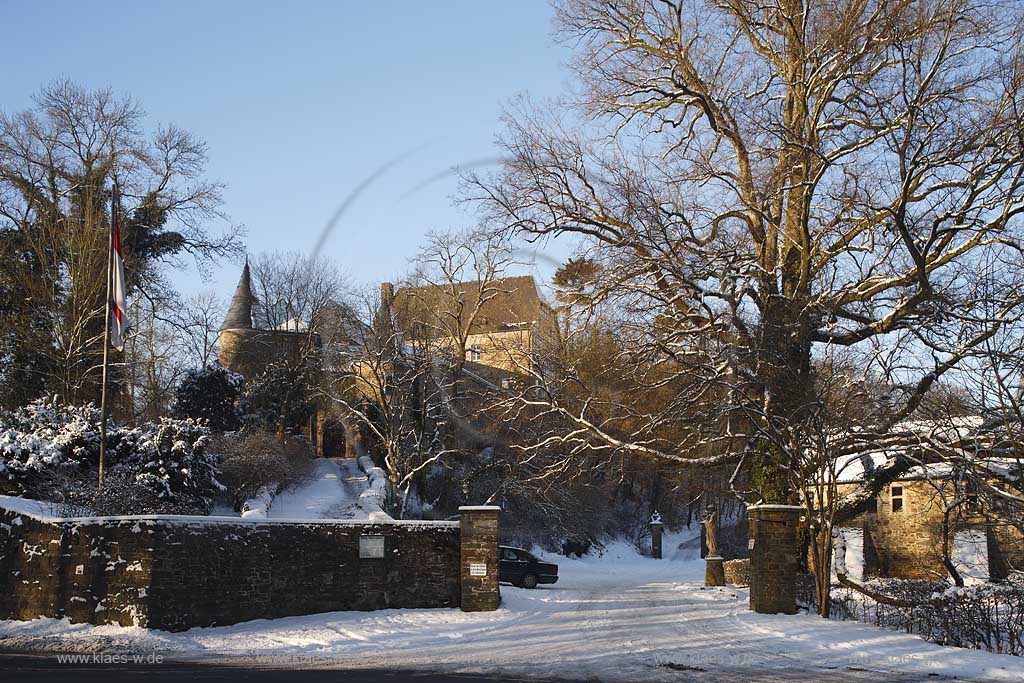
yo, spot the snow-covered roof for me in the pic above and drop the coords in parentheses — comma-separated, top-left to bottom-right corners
(829, 416, 1020, 484)
(274, 318, 309, 332)
(832, 452, 962, 484)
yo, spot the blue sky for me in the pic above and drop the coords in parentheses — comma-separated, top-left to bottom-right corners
(2, 1, 572, 296)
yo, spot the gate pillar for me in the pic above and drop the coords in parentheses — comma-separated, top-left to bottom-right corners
(459, 506, 500, 611)
(747, 505, 801, 614)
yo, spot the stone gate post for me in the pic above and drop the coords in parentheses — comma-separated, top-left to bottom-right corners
(747, 504, 801, 614)
(649, 512, 663, 559)
(459, 506, 500, 611)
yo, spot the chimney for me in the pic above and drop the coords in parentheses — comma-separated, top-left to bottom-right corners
(381, 281, 395, 307)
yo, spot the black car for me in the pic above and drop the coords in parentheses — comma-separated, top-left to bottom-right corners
(498, 546, 558, 588)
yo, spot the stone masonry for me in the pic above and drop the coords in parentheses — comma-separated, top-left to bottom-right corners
(748, 505, 801, 615)
(724, 558, 750, 587)
(837, 479, 1024, 581)
(0, 499, 499, 631)
(459, 506, 501, 611)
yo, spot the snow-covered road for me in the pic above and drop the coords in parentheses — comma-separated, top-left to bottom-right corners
(1, 544, 1020, 682)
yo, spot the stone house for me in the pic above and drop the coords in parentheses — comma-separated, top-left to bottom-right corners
(831, 453, 1023, 583)
(381, 275, 558, 384)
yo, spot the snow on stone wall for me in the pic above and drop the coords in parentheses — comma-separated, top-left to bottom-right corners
(0, 495, 460, 631)
(240, 484, 277, 519)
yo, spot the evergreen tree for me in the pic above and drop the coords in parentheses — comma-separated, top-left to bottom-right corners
(172, 363, 243, 432)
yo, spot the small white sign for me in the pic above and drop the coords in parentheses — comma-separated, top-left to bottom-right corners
(748, 539, 755, 550)
(359, 535, 385, 559)
(75, 565, 84, 575)
(469, 563, 487, 577)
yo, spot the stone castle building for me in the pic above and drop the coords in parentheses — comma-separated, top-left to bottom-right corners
(381, 275, 557, 384)
(218, 261, 327, 452)
(831, 452, 1023, 583)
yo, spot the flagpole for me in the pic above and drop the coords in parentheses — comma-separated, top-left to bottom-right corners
(98, 184, 117, 490)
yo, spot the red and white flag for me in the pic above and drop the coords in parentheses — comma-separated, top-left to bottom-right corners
(109, 187, 129, 351)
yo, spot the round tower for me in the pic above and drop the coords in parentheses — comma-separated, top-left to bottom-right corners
(218, 260, 261, 377)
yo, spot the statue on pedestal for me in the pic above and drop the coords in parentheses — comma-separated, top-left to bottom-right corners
(702, 504, 725, 586)
(702, 505, 720, 559)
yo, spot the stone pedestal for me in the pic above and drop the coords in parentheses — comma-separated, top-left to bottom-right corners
(705, 556, 725, 586)
(747, 504, 801, 615)
(459, 506, 500, 611)
(650, 521, 664, 559)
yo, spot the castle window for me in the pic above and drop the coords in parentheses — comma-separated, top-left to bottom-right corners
(469, 344, 481, 361)
(891, 486, 904, 513)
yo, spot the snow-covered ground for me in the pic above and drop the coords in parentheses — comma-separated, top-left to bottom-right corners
(1, 538, 1020, 682)
(265, 458, 370, 520)
(211, 458, 373, 520)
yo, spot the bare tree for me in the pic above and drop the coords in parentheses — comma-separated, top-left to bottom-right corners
(467, 0, 1024, 515)
(402, 228, 520, 400)
(123, 297, 188, 423)
(0, 80, 242, 405)
(249, 251, 349, 342)
(172, 290, 224, 369)
(322, 286, 450, 517)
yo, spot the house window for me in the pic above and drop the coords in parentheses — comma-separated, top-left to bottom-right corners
(469, 344, 481, 361)
(891, 486, 904, 513)
(868, 496, 879, 515)
(964, 481, 982, 513)
(500, 377, 512, 390)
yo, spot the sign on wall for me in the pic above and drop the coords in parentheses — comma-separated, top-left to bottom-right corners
(359, 535, 385, 558)
(469, 563, 487, 577)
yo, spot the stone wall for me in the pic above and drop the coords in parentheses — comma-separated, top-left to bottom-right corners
(0, 500, 495, 632)
(845, 479, 952, 580)
(218, 328, 316, 382)
(724, 558, 750, 587)
(987, 521, 1024, 581)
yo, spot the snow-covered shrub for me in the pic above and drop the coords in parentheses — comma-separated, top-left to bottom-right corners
(112, 418, 220, 513)
(0, 397, 101, 493)
(825, 577, 1024, 655)
(213, 430, 314, 510)
(46, 467, 208, 516)
(172, 363, 243, 432)
(0, 397, 221, 514)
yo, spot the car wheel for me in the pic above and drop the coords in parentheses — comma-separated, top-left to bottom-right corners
(522, 573, 539, 589)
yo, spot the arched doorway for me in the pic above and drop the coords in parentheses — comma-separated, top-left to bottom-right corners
(321, 421, 348, 458)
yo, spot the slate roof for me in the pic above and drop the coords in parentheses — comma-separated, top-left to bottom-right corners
(221, 261, 256, 331)
(388, 275, 546, 338)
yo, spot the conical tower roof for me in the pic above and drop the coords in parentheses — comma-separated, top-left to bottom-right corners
(221, 260, 256, 331)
